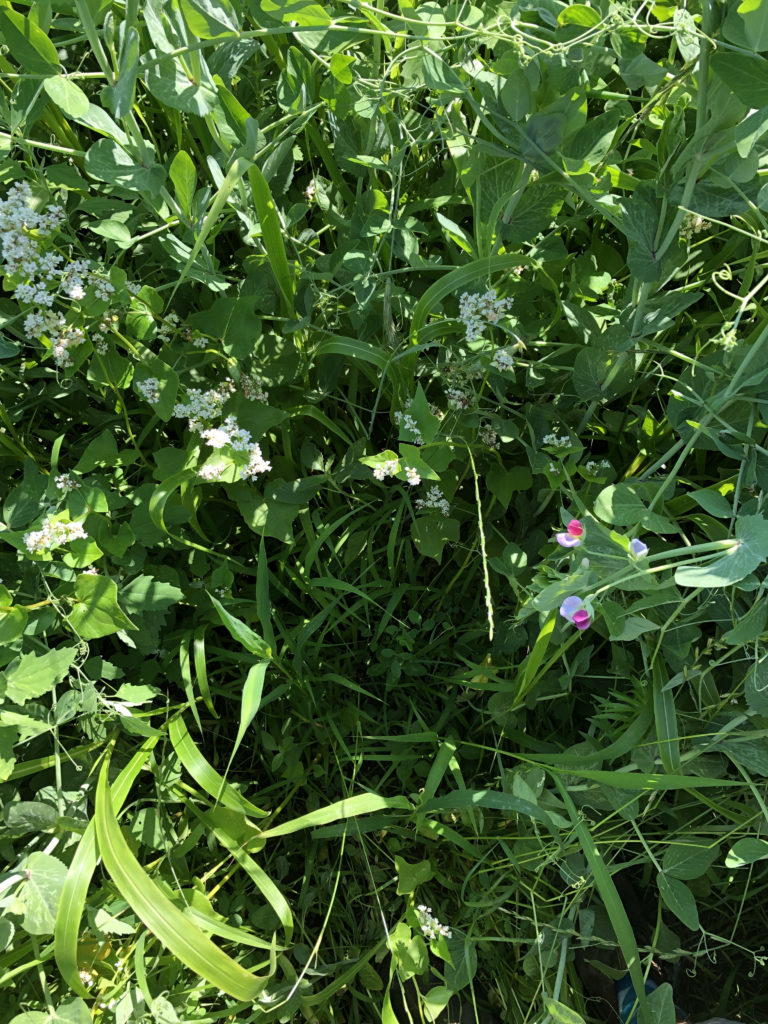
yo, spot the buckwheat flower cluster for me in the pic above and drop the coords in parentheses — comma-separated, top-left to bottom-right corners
(173, 381, 236, 432)
(240, 372, 269, 403)
(94, 277, 115, 302)
(55, 473, 78, 492)
(136, 377, 160, 404)
(186, 328, 207, 349)
(445, 386, 473, 410)
(60, 258, 90, 301)
(198, 461, 228, 482)
(458, 288, 513, 343)
(585, 459, 611, 474)
(543, 433, 572, 448)
(52, 322, 86, 367)
(491, 348, 515, 372)
(156, 312, 180, 344)
(24, 516, 88, 554)
(405, 466, 421, 486)
(415, 486, 450, 516)
(0, 182, 64, 307)
(479, 423, 499, 450)
(373, 459, 399, 481)
(242, 444, 272, 479)
(394, 410, 424, 445)
(416, 905, 452, 941)
(201, 416, 252, 452)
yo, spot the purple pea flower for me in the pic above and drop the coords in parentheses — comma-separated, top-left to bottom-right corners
(560, 595, 591, 631)
(628, 538, 649, 559)
(556, 518, 584, 548)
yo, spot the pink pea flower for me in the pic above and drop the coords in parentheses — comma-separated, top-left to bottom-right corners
(556, 518, 584, 548)
(560, 596, 591, 631)
(628, 538, 648, 559)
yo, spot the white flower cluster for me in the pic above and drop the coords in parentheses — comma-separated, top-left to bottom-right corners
(445, 386, 473, 410)
(198, 461, 228, 482)
(240, 372, 269, 403)
(479, 423, 500, 450)
(136, 377, 160, 404)
(373, 459, 399, 481)
(156, 312, 180, 345)
(415, 486, 450, 516)
(491, 348, 515, 372)
(60, 258, 90, 300)
(458, 288, 513, 343)
(543, 433, 571, 448)
(681, 213, 708, 240)
(24, 516, 88, 553)
(55, 473, 77, 492)
(405, 466, 421, 486)
(0, 182, 64, 290)
(416, 904, 452, 941)
(394, 410, 423, 445)
(201, 416, 252, 451)
(585, 459, 611, 474)
(173, 381, 236, 432)
(174, 383, 271, 481)
(187, 329, 207, 349)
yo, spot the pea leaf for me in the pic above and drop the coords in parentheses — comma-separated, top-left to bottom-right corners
(42, 77, 90, 117)
(675, 515, 768, 587)
(656, 872, 700, 931)
(725, 837, 768, 867)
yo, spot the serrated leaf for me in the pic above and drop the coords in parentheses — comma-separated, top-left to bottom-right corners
(4, 647, 78, 705)
(20, 852, 68, 935)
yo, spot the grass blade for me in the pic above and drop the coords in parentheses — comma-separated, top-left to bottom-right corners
(94, 758, 267, 1000)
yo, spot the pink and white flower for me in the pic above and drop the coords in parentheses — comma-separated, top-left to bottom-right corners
(556, 519, 584, 548)
(560, 596, 591, 631)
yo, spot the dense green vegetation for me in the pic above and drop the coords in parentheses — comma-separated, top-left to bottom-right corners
(2, 1, 768, 1023)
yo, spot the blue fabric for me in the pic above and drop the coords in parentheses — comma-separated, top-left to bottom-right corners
(615, 973, 659, 1024)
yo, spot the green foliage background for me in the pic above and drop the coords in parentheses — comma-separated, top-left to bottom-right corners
(2, 1, 768, 1023)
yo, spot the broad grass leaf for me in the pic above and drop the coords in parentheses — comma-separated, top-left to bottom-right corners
(725, 837, 768, 867)
(169, 716, 267, 816)
(4, 647, 78, 705)
(94, 762, 267, 999)
(259, 792, 412, 838)
(42, 77, 89, 117)
(54, 740, 158, 995)
(662, 842, 719, 880)
(247, 165, 295, 315)
(656, 873, 699, 931)
(675, 515, 768, 587)
(226, 661, 268, 772)
(744, 657, 768, 714)
(207, 592, 271, 659)
(19, 852, 68, 935)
